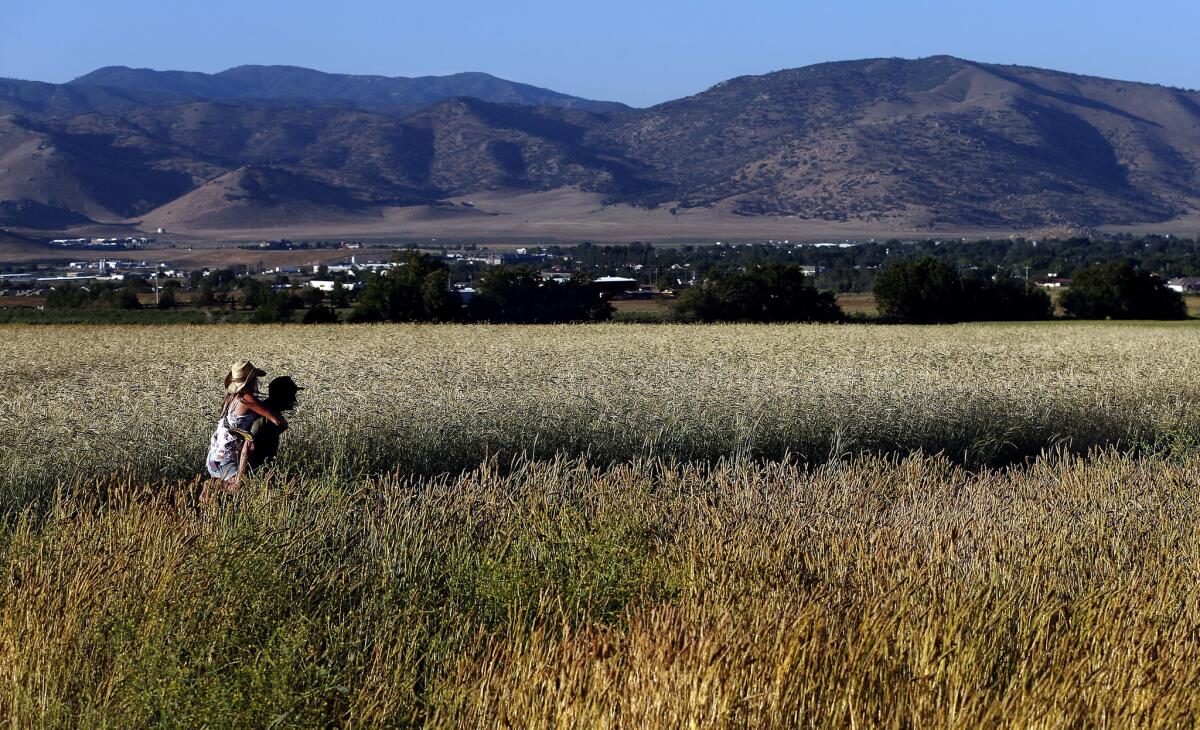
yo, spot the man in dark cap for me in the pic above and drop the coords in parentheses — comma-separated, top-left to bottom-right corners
(247, 376, 302, 470)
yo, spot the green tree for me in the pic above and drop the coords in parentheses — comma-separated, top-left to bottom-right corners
(239, 279, 270, 310)
(328, 281, 352, 309)
(301, 305, 339, 324)
(194, 282, 216, 307)
(960, 274, 1053, 321)
(674, 264, 842, 323)
(45, 285, 91, 309)
(349, 250, 461, 322)
(110, 288, 141, 310)
(468, 267, 612, 323)
(157, 284, 178, 309)
(874, 257, 961, 323)
(298, 286, 325, 308)
(1060, 261, 1186, 319)
(875, 259, 1052, 323)
(251, 291, 299, 323)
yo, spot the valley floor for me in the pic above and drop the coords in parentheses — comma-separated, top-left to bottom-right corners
(14, 189, 1200, 246)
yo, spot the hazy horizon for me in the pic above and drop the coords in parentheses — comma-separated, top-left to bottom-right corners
(6, 0, 1199, 106)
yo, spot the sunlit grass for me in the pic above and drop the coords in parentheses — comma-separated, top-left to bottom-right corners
(3, 322, 1200, 507)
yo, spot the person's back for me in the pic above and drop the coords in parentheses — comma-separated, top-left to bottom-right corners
(247, 376, 301, 470)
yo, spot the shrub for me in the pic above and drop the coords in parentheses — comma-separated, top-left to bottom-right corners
(301, 305, 339, 324)
(469, 267, 612, 323)
(250, 291, 299, 324)
(874, 257, 963, 323)
(876, 258, 1052, 323)
(1059, 261, 1186, 320)
(961, 274, 1053, 321)
(157, 285, 178, 310)
(673, 264, 842, 323)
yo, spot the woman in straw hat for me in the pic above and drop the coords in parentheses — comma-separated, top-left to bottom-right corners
(203, 360, 288, 499)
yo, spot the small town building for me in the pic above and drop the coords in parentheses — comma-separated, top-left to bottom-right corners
(1039, 278, 1072, 289)
(1167, 277, 1200, 293)
(308, 280, 358, 292)
(593, 276, 639, 295)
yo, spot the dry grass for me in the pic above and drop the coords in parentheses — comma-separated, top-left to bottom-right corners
(2, 322, 1200, 727)
(0, 454, 1198, 726)
(610, 298, 675, 321)
(835, 291, 878, 317)
(1185, 294, 1200, 318)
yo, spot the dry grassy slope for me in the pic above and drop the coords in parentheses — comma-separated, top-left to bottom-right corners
(0, 117, 112, 222)
(104, 100, 649, 230)
(0, 229, 50, 255)
(602, 57, 1200, 226)
(0, 113, 217, 223)
(136, 165, 376, 229)
(110, 103, 439, 204)
(399, 98, 651, 196)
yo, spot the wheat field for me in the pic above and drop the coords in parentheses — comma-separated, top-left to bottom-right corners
(1, 322, 1199, 727)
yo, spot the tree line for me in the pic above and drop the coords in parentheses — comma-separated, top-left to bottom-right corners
(42, 251, 1189, 324)
(873, 257, 1186, 322)
(542, 235, 1200, 293)
(348, 250, 612, 324)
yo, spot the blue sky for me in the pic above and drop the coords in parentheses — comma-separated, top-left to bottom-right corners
(5, 0, 1198, 106)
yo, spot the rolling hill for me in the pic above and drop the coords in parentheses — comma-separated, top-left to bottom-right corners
(2, 56, 1199, 233)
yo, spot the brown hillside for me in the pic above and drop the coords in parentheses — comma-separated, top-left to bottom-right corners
(602, 57, 1200, 227)
(137, 165, 375, 230)
(2, 57, 1199, 232)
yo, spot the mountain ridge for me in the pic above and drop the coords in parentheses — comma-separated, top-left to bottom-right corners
(2, 56, 1199, 233)
(66, 64, 630, 115)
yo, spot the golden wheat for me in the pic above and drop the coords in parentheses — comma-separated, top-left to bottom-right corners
(1, 322, 1199, 727)
(2, 321, 1199, 504)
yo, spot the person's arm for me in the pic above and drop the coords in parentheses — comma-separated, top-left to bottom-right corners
(235, 438, 252, 485)
(240, 392, 288, 430)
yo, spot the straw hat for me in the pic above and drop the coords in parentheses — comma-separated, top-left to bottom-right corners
(224, 360, 267, 394)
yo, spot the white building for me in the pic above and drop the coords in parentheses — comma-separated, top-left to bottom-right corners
(1167, 277, 1200, 293)
(594, 276, 638, 285)
(308, 280, 358, 292)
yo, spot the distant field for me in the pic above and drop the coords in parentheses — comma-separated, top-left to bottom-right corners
(0, 295, 43, 308)
(610, 298, 675, 321)
(3, 322, 1200, 726)
(835, 291, 877, 317)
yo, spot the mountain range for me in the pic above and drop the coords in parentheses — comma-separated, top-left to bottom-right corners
(1, 57, 1198, 235)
